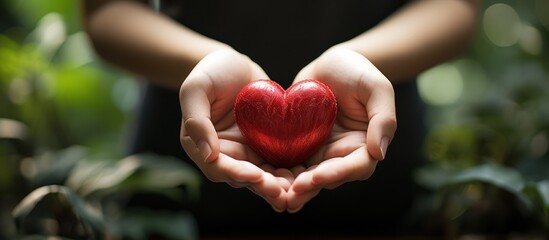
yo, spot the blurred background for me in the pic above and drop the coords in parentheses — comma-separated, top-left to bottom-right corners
(0, 0, 548, 239)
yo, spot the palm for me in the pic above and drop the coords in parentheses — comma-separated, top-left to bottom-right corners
(180, 50, 289, 211)
(286, 47, 396, 212)
(204, 64, 283, 176)
(215, 124, 269, 171)
(293, 76, 376, 189)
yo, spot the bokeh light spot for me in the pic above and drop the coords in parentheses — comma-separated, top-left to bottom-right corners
(483, 3, 522, 47)
(519, 24, 543, 56)
(418, 63, 464, 106)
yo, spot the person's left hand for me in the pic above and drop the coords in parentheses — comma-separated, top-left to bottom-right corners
(286, 47, 397, 212)
(179, 49, 290, 212)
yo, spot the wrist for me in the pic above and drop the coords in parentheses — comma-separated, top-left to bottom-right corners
(331, 35, 396, 82)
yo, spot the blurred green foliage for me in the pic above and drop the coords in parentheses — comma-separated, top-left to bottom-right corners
(1, 0, 549, 239)
(0, 12, 132, 155)
(0, 0, 201, 239)
(414, 0, 549, 237)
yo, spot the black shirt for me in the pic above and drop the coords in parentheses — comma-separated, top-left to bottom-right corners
(130, 0, 425, 236)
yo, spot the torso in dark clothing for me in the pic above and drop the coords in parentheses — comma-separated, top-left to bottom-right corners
(130, 0, 426, 236)
(168, 0, 409, 87)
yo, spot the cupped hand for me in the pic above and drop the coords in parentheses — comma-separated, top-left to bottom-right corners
(179, 49, 290, 211)
(286, 47, 397, 212)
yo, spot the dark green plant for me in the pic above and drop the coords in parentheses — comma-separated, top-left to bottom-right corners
(12, 185, 104, 239)
(0, 6, 202, 240)
(10, 150, 201, 240)
(414, 0, 549, 237)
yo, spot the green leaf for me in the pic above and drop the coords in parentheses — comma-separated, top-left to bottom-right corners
(32, 145, 87, 187)
(66, 157, 140, 197)
(0, 118, 28, 141)
(0, 119, 31, 156)
(117, 154, 202, 201)
(538, 180, 549, 210)
(416, 163, 525, 191)
(415, 163, 531, 208)
(12, 185, 104, 239)
(29, 13, 66, 59)
(0, 119, 31, 190)
(522, 180, 549, 229)
(66, 153, 202, 202)
(448, 163, 525, 193)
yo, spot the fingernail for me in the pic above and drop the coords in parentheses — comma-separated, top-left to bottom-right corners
(380, 136, 390, 160)
(197, 140, 212, 162)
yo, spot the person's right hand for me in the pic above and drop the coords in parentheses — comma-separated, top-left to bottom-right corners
(179, 49, 290, 212)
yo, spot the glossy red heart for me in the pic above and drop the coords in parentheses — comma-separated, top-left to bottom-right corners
(234, 79, 337, 168)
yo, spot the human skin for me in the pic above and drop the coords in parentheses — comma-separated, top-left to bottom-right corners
(82, 0, 481, 212)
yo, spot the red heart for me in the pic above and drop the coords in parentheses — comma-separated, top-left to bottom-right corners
(234, 79, 337, 168)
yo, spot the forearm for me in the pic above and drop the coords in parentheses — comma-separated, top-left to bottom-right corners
(82, 0, 230, 89)
(338, 0, 481, 83)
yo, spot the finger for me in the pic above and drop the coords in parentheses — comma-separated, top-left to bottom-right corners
(290, 165, 318, 192)
(248, 186, 286, 213)
(245, 172, 287, 212)
(292, 146, 377, 194)
(249, 61, 270, 80)
(180, 50, 268, 163)
(305, 128, 366, 167)
(180, 133, 204, 164)
(293, 63, 315, 84)
(273, 168, 294, 191)
(252, 172, 284, 199)
(227, 173, 283, 199)
(219, 138, 263, 166)
(286, 188, 321, 213)
(180, 72, 219, 163)
(259, 164, 276, 174)
(290, 171, 315, 194)
(361, 77, 397, 161)
(312, 146, 378, 187)
(290, 165, 307, 177)
(195, 153, 263, 184)
(259, 164, 295, 191)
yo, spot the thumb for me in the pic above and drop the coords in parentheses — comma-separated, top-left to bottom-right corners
(366, 112, 396, 160)
(364, 83, 397, 161)
(180, 75, 219, 163)
(292, 63, 315, 85)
